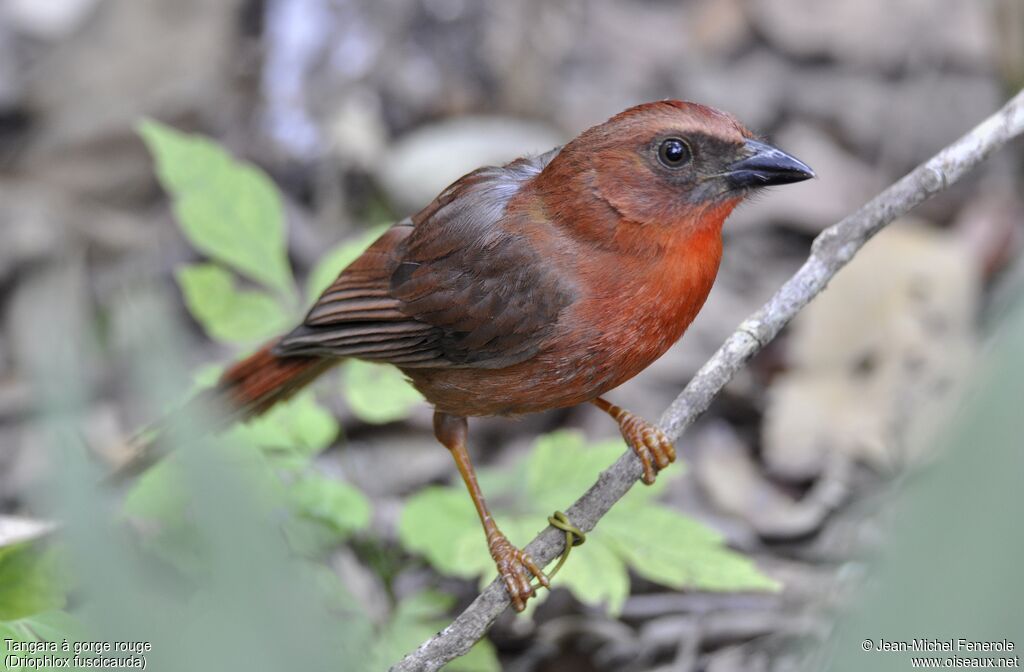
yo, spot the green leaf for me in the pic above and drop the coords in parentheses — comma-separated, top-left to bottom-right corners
(122, 459, 189, 527)
(227, 392, 339, 457)
(289, 475, 371, 539)
(398, 429, 777, 617)
(138, 119, 294, 295)
(17, 610, 85, 643)
(443, 637, 501, 672)
(306, 227, 388, 303)
(552, 537, 631, 614)
(1, 611, 85, 648)
(191, 362, 225, 390)
(0, 623, 25, 659)
(398, 486, 491, 580)
(121, 459, 210, 576)
(525, 431, 631, 511)
(175, 263, 291, 344)
(342, 360, 423, 424)
(1, 611, 84, 671)
(600, 504, 779, 592)
(0, 544, 67, 621)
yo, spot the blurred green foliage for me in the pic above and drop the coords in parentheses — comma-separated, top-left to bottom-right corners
(0, 544, 67, 621)
(141, 119, 425, 424)
(175, 263, 291, 344)
(138, 120, 293, 296)
(0, 122, 496, 671)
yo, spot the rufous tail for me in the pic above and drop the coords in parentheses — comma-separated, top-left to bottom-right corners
(109, 340, 334, 481)
(212, 342, 335, 424)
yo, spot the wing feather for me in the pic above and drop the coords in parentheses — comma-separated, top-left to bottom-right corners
(275, 149, 573, 369)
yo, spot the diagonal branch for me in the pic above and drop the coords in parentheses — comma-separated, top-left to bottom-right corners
(392, 87, 1024, 672)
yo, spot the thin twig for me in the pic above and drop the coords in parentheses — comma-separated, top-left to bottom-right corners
(391, 88, 1024, 672)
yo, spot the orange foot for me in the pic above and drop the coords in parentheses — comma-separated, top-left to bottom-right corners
(617, 411, 676, 485)
(489, 532, 549, 612)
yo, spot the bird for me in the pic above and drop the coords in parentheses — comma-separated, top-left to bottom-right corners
(173, 100, 813, 611)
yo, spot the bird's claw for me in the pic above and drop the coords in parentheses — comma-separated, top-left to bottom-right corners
(489, 533, 549, 612)
(618, 412, 676, 485)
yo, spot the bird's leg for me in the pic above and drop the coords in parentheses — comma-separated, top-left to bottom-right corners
(433, 411, 550, 611)
(592, 397, 675, 485)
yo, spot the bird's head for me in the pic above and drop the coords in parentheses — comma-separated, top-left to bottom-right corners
(537, 100, 814, 232)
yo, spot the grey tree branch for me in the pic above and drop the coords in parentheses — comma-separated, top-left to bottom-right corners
(392, 87, 1024, 672)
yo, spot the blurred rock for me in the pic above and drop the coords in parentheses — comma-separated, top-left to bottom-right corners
(261, 0, 392, 162)
(952, 177, 1024, 280)
(331, 428, 453, 497)
(691, 0, 751, 57)
(19, 0, 247, 201)
(1, 425, 50, 504)
(0, 20, 21, 110)
(324, 88, 389, 168)
(996, 0, 1024, 89)
(746, 0, 995, 71)
(763, 222, 979, 480)
(261, 0, 334, 159)
(375, 115, 564, 213)
(0, 374, 30, 424)
(0, 180, 153, 282)
(487, 0, 710, 133)
(2, 0, 100, 39)
(680, 50, 790, 132)
(788, 70, 1002, 172)
(762, 377, 886, 481)
(330, 546, 389, 623)
(694, 423, 838, 539)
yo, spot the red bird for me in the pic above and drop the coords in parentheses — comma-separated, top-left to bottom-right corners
(196, 101, 813, 611)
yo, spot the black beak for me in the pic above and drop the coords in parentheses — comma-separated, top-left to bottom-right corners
(726, 139, 815, 189)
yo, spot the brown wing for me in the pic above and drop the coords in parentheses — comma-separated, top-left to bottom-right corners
(274, 150, 574, 369)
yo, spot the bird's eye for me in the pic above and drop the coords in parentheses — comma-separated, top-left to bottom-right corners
(657, 137, 692, 168)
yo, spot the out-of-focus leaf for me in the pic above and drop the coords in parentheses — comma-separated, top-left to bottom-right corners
(175, 263, 291, 344)
(122, 459, 188, 527)
(0, 611, 84, 670)
(121, 459, 208, 576)
(602, 505, 779, 593)
(525, 431, 647, 510)
(342, 360, 423, 424)
(0, 545, 67, 621)
(138, 120, 294, 295)
(16, 611, 85, 643)
(306, 227, 388, 302)
(823, 301, 1024, 672)
(552, 535, 631, 614)
(227, 392, 339, 458)
(190, 362, 225, 390)
(443, 634, 501, 672)
(289, 475, 370, 539)
(398, 487, 487, 580)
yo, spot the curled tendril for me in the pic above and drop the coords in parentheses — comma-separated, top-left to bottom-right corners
(533, 511, 586, 588)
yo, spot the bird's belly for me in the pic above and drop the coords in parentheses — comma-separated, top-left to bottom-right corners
(403, 310, 689, 417)
(405, 236, 721, 417)
(403, 356, 600, 417)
